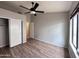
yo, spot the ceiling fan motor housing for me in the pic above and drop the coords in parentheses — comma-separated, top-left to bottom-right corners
(30, 8, 35, 11)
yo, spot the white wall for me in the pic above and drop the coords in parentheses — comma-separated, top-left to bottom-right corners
(31, 12, 69, 48)
(0, 8, 27, 47)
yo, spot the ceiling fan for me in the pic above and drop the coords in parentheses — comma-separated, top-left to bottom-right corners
(19, 2, 44, 16)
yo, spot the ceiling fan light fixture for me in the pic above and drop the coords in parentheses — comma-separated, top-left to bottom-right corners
(30, 11, 36, 14)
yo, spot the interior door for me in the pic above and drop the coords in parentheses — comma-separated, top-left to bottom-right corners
(30, 22, 34, 38)
(9, 19, 22, 47)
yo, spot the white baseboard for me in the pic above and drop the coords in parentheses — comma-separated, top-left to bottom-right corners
(34, 38, 67, 48)
(0, 42, 9, 47)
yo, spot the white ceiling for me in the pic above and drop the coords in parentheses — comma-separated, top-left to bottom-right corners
(0, 1, 73, 13)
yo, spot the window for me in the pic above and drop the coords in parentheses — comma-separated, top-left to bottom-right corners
(72, 14, 78, 48)
(70, 13, 79, 53)
(69, 2, 79, 57)
(77, 13, 79, 53)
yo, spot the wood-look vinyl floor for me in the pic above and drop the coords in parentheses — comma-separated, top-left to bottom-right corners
(0, 38, 70, 58)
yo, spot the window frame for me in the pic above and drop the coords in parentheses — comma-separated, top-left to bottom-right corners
(72, 14, 78, 49)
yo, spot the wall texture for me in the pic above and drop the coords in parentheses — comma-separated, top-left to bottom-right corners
(31, 12, 69, 48)
(0, 8, 27, 47)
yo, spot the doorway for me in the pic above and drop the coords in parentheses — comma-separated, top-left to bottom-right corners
(0, 18, 9, 47)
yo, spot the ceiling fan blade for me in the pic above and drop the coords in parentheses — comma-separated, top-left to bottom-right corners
(33, 3, 39, 10)
(24, 12, 30, 14)
(20, 5, 30, 10)
(34, 14, 37, 16)
(32, 2, 34, 7)
(35, 11, 44, 13)
(17, 12, 23, 14)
